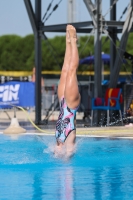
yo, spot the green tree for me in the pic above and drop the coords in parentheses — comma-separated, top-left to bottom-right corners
(0, 33, 133, 72)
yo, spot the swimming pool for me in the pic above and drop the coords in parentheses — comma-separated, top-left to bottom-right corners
(0, 134, 133, 200)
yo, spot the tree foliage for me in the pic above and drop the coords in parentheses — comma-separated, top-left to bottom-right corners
(0, 33, 133, 72)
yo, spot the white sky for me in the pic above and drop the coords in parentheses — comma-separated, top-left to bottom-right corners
(0, 0, 130, 38)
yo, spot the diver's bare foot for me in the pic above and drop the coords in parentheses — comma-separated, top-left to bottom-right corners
(67, 25, 77, 43)
(66, 25, 71, 43)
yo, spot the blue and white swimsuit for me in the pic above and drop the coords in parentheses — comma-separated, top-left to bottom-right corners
(55, 97, 79, 143)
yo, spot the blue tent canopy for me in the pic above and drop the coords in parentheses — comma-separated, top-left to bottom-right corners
(79, 53, 110, 65)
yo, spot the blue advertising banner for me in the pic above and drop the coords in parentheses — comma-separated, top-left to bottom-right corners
(0, 81, 35, 108)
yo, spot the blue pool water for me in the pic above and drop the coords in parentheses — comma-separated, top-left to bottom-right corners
(0, 134, 133, 200)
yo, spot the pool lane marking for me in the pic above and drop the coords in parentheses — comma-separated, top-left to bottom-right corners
(1, 128, 133, 134)
(77, 135, 133, 139)
(25, 133, 133, 139)
(76, 131, 133, 135)
(1, 127, 133, 136)
(1, 132, 133, 139)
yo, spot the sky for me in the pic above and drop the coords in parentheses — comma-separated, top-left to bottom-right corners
(0, 0, 130, 38)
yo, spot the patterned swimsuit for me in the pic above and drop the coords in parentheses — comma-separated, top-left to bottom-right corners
(55, 97, 79, 143)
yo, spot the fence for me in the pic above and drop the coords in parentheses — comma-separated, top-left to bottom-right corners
(0, 81, 132, 120)
(41, 85, 59, 117)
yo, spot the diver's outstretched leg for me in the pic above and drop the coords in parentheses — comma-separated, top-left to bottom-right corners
(64, 25, 80, 109)
(57, 25, 72, 100)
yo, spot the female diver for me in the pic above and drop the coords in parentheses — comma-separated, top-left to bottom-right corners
(54, 25, 81, 158)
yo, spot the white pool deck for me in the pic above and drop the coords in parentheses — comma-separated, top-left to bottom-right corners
(0, 110, 133, 138)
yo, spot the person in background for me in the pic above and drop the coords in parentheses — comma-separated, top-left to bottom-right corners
(31, 67, 45, 92)
(54, 25, 81, 158)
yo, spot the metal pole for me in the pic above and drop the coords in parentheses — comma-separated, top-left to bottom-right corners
(35, 0, 42, 124)
(93, 0, 102, 125)
(67, 0, 76, 23)
(110, 0, 116, 75)
(94, 0, 102, 98)
(109, 0, 133, 88)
